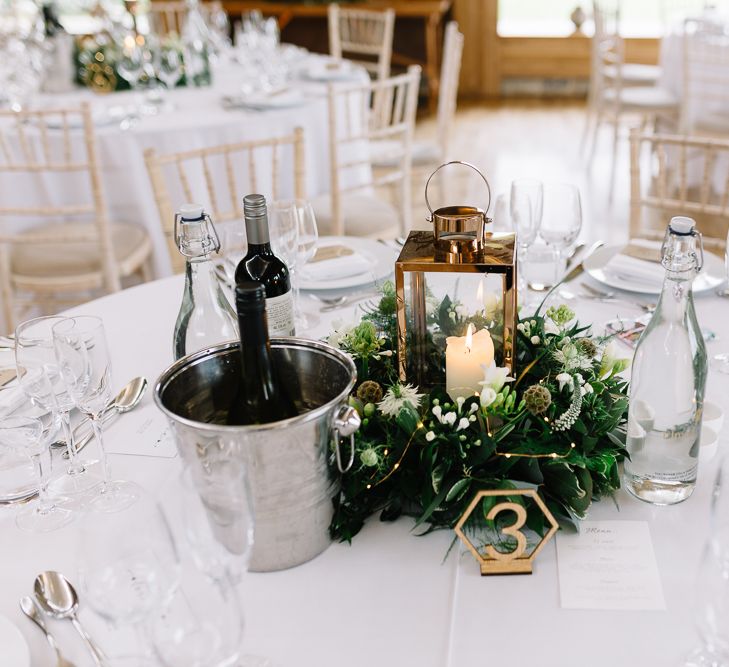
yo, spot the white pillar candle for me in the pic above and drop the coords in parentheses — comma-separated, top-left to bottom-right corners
(445, 324, 495, 401)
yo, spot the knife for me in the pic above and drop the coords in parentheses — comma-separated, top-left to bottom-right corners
(561, 240, 605, 283)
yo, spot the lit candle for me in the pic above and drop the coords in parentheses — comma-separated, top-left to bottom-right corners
(445, 324, 495, 400)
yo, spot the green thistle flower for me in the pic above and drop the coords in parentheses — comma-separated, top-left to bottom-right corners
(546, 304, 575, 327)
(360, 448, 379, 467)
(523, 384, 552, 416)
(357, 380, 384, 404)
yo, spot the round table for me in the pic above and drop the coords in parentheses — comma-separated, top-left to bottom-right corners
(1, 263, 728, 667)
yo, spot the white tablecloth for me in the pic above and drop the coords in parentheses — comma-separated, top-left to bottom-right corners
(1, 265, 729, 667)
(0, 50, 369, 278)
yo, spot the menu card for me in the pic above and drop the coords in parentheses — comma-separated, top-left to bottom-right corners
(105, 401, 178, 458)
(556, 520, 665, 610)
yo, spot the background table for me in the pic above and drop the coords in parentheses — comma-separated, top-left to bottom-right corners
(1, 50, 369, 278)
(1, 263, 728, 666)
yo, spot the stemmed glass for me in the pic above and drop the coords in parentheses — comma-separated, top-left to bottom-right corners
(155, 43, 183, 92)
(0, 401, 72, 533)
(685, 456, 729, 666)
(117, 33, 144, 127)
(510, 178, 543, 300)
(52, 316, 140, 512)
(151, 464, 255, 667)
(15, 316, 103, 501)
(78, 489, 181, 667)
(540, 183, 583, 271)
(269, 200, 301, 326)
(294, 200, 319, 331)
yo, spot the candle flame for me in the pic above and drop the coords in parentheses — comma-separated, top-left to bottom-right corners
(465, 323, 474, 353)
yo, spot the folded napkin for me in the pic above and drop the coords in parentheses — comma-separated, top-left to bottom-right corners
(301, 247, 372, 281)
(603, 252, 664, 289)
(0, 384, 27, 417)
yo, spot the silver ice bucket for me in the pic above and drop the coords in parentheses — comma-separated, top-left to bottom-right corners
(154, 338, 359, 572)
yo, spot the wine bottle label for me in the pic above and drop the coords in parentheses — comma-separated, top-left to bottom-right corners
(266, 291, 295, 337)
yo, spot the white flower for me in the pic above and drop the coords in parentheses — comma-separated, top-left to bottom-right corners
(469, 403, 479, 414)
(599, 341, 630, 379)
(425, 430, 435, 442)
(479, 361, 514, 393)
(432, 404, 442, 420)
(456, 396, 465, 411)
(480, 386, 497, 408)
(580, 384, 594, 396)
(327, 321, 355, 348)
(443, 411, 457, 426)
(469, 414, 477, 422)
(553, 343, 592, 372)
(544, 319, 560, 336)
(556, 372, 574, 392)
(455, 305, 467, 317)
(377, 383, 423, 417)
(456, 417, 470, 432)
(530, 335, 540, 345)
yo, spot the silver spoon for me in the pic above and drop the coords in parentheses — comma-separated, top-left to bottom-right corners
(34, 571, 105, 667)
(20, 596, 77, 667)
(63, 376, 148, 458)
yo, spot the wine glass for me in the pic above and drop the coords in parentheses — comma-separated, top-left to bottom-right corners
(155, 43, 182, 92)
(78, 489, 181, 667)
(712, 228, 729, 372)
(685, 456, 729, 666)
(118, 34, 144, 90)
(151, 463, 256, 667)
(540, 183, 583, 270)
(269, 200, 301, 325)
(0, 402, 72, 532)
(15, 316, 103, 501)
(52, 316, 140, 512)
(294, 200, 319, 331)
(510, 178, 543, 303)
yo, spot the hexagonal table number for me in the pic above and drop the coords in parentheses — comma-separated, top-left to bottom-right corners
(454, 489, 559, 576)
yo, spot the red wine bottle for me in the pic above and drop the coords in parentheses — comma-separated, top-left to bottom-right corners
(228, 282, 297, 425)
(235, 194, 295, 337)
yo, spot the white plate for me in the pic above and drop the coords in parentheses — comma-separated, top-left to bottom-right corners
(222, 89, 306, 111)
(299, 236, 398, 291)
(0, 615, 30, 667)
(583, 242, 725, 295)
(41, 107, 122, 129)
(299, 60, 360, 82)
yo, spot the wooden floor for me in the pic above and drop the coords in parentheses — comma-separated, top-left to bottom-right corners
(407, 98, 634, 247)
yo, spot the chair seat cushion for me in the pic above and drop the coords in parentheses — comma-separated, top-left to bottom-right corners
(11, 221, 151, 282)
(604, 63, 661, 84)
(603, 85, 678, 110)
(311, 193, 401, 238)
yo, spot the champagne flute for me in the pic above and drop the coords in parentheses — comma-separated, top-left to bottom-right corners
(15, 316, 103, 501)
(294, 200, 319, 331)
(52, 316, 140, 512)
(510, 179, 543, 305)
(78, 489, 181, 667)
(0, 404, 72, 532)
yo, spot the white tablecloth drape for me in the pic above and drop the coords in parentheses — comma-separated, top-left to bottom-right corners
(0, 50, 370, 278)
(1, 263, 728, 666)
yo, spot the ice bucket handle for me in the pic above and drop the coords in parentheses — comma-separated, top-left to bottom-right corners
(332, 404, 361, 473)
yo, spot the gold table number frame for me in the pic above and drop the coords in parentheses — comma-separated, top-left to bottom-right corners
(454, 489, 559, 576)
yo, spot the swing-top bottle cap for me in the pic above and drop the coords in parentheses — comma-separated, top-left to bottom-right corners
(669, 216, 695, 235)
(178, 203, 205, 221)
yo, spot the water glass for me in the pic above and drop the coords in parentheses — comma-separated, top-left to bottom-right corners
(118, 34, 144, 90)
(155, 43, 183, 91)
(0, 406, 72, 532)
(52, 316, 140, 512)
(521, 244, 561, 292)
(15, 316, 103, 501)
(510, 179, 543, 296)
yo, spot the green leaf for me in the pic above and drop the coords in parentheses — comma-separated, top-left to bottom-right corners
(493, 422, 515, 443)
(431, 463, 446, 493)
(445, 478, 471, 502)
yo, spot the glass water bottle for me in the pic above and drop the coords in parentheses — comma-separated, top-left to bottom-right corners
(624, 216, 708, 505)
(173, 204, 238, 360)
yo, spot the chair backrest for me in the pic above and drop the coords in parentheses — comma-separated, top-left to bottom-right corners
(148, 0, 189, 36)
(328, 4, 395, 81)
(436, 21, 464, 160)
(0, 103, 119, 291)
(592, 0, 625, 94)
(629, 128, 729, 248)
(326, 65, 421, 236)
(144, 128, 306, 270)
(681, 20, 729, 134)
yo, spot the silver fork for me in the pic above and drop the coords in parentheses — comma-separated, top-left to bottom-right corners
(311, 291, 379, 312)
(580, 283, 656, 312)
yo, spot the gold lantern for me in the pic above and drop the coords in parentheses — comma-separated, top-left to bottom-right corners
(394, 162, 517, 397)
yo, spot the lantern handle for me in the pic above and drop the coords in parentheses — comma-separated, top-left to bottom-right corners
(424, 160, 492, 219)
